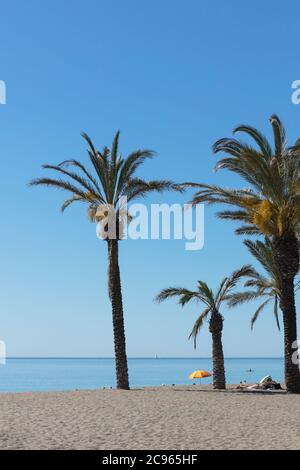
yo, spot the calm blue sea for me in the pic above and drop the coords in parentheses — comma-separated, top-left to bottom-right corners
(0, 358, 284, 393)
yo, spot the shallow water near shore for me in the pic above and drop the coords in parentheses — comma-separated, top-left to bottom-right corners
(0, 357, 284, 392)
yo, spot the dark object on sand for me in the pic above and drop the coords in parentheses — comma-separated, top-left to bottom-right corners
(262, 381, 282, 390)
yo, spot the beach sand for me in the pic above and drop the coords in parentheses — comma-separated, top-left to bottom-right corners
(0, 385, 299, 450)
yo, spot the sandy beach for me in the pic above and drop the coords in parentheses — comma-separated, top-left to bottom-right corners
(0, 385, 299, 450)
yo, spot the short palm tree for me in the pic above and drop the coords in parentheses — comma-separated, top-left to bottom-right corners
(186, 115, 300, 392)
(226, 239, 281, 330)
(155, 266, 254, 389)
(30, 131, 178, 390)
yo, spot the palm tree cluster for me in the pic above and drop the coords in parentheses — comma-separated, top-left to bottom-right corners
(30, 115, 300, 393)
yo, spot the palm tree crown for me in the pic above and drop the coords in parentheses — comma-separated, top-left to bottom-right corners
(156, 265, 254, 347)
(30, 131, 178, 238)
(187, 115, 300, 238)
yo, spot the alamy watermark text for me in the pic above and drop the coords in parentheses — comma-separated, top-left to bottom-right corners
(0, 80, 6, 104)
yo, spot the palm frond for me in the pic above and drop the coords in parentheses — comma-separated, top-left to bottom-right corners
(155, 287, 200, 305)
(29, 177, 89, 200)
(197, 281, 215, 305)
(273, 295, 281, 331)
(111, 130, 120, 168)
(188, 307, 211, 349)
(269, 114, 286, 157)
(244, 238, 280, 282)
(115, 150, 154, 200)
(216, 264, 257, 307)
(42, 164, 102, 201)
(226, 290, 266, 307)
(216, 210, 251, 221)
(61, 195, 85, 212)
(251, 299, 271, 329)
(233, 124, 272, 159)
(58, 159, 102, 194)
(235, 225, 262, 235)
(126, 179, 180, 202)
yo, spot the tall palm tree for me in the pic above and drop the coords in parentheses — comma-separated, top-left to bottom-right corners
(184, 115, 300, 392)
(30, 131, 178, 390)
(226, 239, 281, 331)
(155, 266, 254, 389)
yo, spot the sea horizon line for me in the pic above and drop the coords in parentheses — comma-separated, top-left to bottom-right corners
(4, 356, 284, 360)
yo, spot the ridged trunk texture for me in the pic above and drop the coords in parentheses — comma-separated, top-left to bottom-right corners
(209, 310, 226, 389)
(108, 239, 129, 390)
(274, 233, 300, 393)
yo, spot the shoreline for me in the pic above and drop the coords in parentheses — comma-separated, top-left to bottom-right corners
(0, 383, 286, 395)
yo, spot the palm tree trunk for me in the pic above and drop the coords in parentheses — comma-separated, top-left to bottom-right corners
(274, 233, 300, 393)
(209, 311, 226, 389)
(107, 239, 129, 390)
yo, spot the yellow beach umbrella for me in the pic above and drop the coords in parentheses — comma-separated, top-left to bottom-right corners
(189, 370, 211, 383)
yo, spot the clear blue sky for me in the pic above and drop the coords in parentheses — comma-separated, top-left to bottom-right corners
(0, 0, 299, 357)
